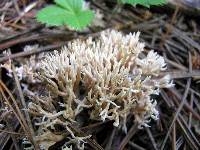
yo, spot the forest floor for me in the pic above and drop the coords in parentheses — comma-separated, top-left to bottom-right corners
(0, 0, 200, 150)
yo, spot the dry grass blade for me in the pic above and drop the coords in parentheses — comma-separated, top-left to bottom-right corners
(105, 127, 116, 150)
(11, 64, 39, 149)
(188, 92, 194, 128)
(169, 89, 200, 120)
(0, 42, 68, 63)
(178, 115, 200, 148)
(160, 6, 180, 48)
(176, 118, 198, 149)
(0, 80, 35, 148)
(176, 81, 200, 98)
(0, 82, 28, 134)
(146, 128, 158, 150)
(0, 24, 44, 44)
(119, 123, 138, 150)
(128, 141, 146, 150)
(69, 124, 104, 150)
(160, 78, 191, 150)
(0, 129, 25, 136)
(172, 124, 176, 150)
(162, 70, 200, 79)
(4, 118, 21, 150)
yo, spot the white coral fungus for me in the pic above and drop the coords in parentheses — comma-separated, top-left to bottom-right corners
(39, 30, 173, 127)
(29, 30, 173, 149)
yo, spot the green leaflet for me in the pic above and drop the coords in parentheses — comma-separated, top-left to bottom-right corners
(120, 0, 166, 7)
(55, 0, 82, 12)
(36, 0, 94, 30)
(36, 0, 167, 30)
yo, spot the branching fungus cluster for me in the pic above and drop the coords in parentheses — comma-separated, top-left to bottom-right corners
(28, 30, 173, 149)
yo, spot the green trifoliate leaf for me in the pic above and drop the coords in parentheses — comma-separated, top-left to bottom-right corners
(36, 0, 94, 30)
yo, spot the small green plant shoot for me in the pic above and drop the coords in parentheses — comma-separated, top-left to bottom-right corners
(120, 0, 166, 7)
(36, 0, 166, 30)
(36, 0, 94, 30)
